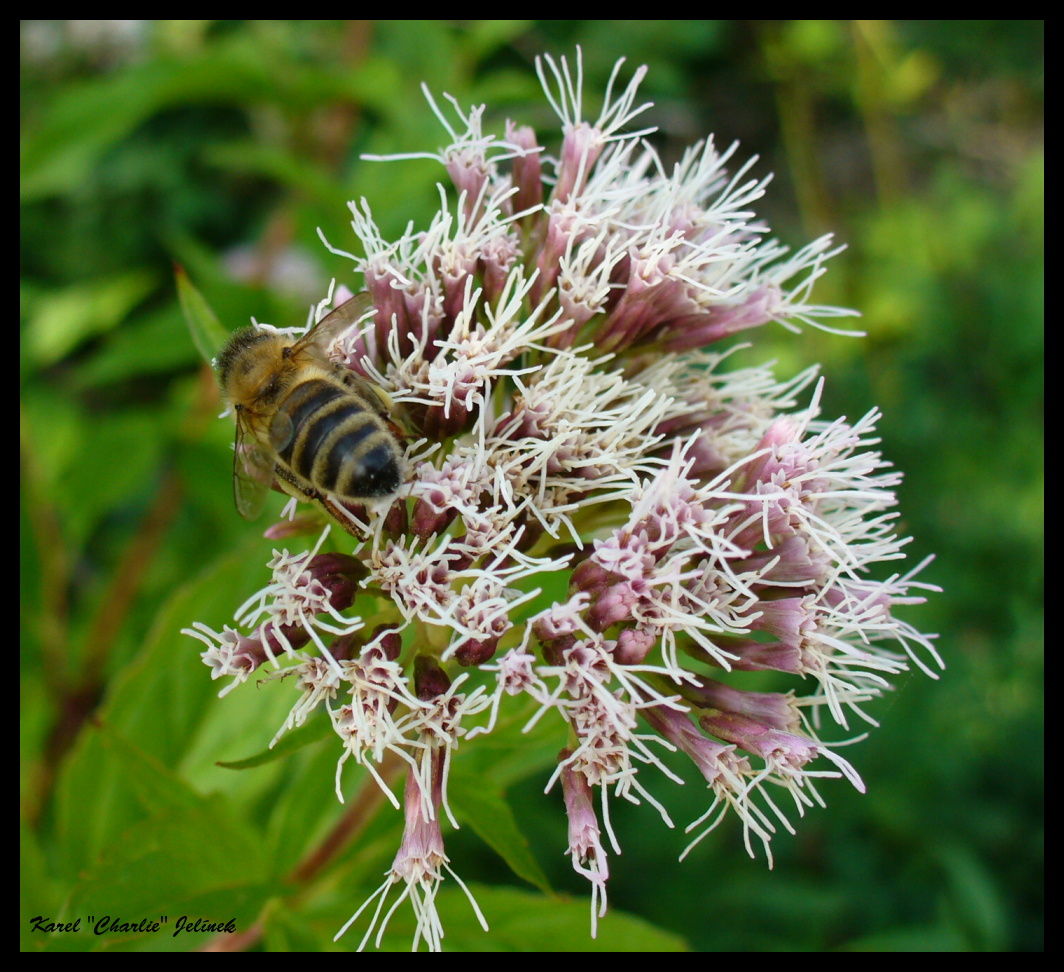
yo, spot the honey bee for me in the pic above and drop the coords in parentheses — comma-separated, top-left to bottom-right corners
(216, 292, 403, 522)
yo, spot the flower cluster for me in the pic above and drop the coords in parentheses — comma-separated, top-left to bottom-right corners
(185, 52, 940, 951)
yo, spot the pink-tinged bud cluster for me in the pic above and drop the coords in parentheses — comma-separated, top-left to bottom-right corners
(505, 122, 543, 217)
(187, 50, 941, 950)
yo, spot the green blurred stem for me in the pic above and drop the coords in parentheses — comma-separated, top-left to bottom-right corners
(853, 20, 910, 208)
(774, 71, 835, 235)
(756, 22, 836, 237)
(20, 403, 70, 688)
(80, 469, 183, 683)
(36, 469, 185, 827)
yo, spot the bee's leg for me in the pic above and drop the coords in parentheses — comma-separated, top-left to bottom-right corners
(317, 494, 371, 539)
(272, 460, 371, 539)
(272, 464, 316, 503)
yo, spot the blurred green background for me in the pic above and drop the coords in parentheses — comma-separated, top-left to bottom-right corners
(20, 21, 1043, 951)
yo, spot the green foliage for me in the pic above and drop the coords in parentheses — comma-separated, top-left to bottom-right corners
(176, 268, 228, 365)
(21, 20, 1042, 951)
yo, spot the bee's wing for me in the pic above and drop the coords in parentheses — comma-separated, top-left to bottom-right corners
(293, 291, 375, 353)
(232, 417, 275, 520)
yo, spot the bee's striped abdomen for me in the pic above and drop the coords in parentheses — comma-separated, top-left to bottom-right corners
(279, 378, 401, 500)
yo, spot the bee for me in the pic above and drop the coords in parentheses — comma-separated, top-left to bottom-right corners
(216, 292, 404, 522)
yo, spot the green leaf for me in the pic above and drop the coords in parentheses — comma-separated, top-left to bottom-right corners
(24, 270, 157, 367)
(204, 141, 351, 216)
(176, 266, 229, 365)
(217, 710, 334, 770)
(453, 692, 566, 789)
(42, 409, 165, 549)
(260, 726, 399, 875)
(449, 776, 552, 894)
(21, 44, 268, 201)
(938, 844, 1008, 952)
(55, 725, 272, 951)
(262, 899, 335, 952)
(464, 21, 534, 60)
(20, 818, 62, 952)
(71, 305, 200, 388)
(843, 924, 970, 952)
(54, 535, 280, 870)
(373, 884, 689, 952)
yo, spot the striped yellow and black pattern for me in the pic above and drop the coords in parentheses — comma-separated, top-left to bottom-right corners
(275, 377, 402, 500)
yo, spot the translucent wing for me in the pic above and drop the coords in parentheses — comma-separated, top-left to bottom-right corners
(292, 291, 375, 354)
(232, 413, 275, 520)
